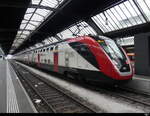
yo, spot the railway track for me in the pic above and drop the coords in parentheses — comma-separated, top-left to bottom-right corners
(113, 86, 150, 107)
(10, 62, 96, 113)
(10, 61, 150, 112)
(85, 83, 150, 109)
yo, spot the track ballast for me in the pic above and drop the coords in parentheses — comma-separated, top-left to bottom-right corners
(10, 61, 97, 113)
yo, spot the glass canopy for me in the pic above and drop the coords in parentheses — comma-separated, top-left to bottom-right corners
(10, 0, 64, 54)
(57, 21, 97, 39)
(41, 36, 58, 45)
(10, 0, 150, 54)
(92, 0, 150, 33)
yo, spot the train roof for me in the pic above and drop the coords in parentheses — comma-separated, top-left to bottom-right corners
(16, 35, 112, 56)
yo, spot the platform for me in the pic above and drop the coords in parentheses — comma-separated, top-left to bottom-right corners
(122, 74, 150, 94)
(0, 60, 37, 113)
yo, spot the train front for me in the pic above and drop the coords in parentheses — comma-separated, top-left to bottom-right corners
(92, 36, 133, 83)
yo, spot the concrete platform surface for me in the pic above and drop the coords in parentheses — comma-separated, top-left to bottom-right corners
(122, 75, 150, 94)
(0, 60, 37, 113)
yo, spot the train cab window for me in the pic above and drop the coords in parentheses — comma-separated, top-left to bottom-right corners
(79, 44, 92, 56)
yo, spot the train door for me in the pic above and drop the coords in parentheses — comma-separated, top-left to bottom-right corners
(37, 53, 40, 67)
(65, 52, 69, 67)
(54, 45, 58, 72)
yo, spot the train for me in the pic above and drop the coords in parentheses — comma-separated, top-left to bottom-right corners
(14, 35, 133, 84)
(0, 55, 4, 60)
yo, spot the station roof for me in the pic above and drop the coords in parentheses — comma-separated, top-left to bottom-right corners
(9, 0, 124, 54)
(0, 0, 150, 55)
(0, 0, 30, 55)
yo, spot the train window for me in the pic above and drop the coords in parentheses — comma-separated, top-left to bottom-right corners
(44, 59, 47, 63)
(50, 47, 53, 51)
(47, 48, 49, 51)
(43, 49, 45, 52)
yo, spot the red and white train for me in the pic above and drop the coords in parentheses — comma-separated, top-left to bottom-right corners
(14, 35, 133, 84)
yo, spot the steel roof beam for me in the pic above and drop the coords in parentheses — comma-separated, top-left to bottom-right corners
(29, 4, 57, 11)
(0, 3, 56, 11)
(85, 18, 104, 35)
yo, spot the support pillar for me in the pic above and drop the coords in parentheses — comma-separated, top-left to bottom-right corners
(135, 32, 150, 76)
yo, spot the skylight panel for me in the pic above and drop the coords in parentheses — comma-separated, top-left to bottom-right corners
(20, 35, 27, 39)
(31, 13, 44, 22)
(36, 9, 49, 16)
(57, 29, 74, 39)
(105, 11, 119, 30)
(26, 8, 36, 14)
(22, 31, 30, 35)
(17, 31, 22, 35)
(108, 9, 124, 28)
(24, 14, 33, 20)
(46, 36, 58, 44)
(92, 16, 108, 32)
(20, 24, 26, 29)
(22, 20, 28, 24)
(42, 36, 59, 45)
(92, 0, 148, 33)
(29, 21, 40, 26)
(10, 0, 65, 54)
(136, 0, 150, 21)
(99, 13, 113, 31)
(80, 22, 97, 35)
(41, 0, 58, 8)
(57, 21, 97, 39)
(32, 0, 41, 5)
(118, 4, 133, 26)
(16, 39, 24, 43)
(25, 24, 36, 30)
(129, 0, 145, 23)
